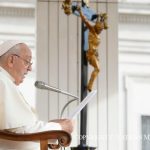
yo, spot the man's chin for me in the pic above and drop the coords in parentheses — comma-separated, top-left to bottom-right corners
(14, 81, 20, 85)
(15, 79, 23, 85)
(20, 79, 24, 84)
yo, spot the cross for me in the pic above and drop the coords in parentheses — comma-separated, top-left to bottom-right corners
(62, 1, 108, 149)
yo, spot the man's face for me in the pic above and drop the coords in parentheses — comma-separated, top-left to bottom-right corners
(94, 22, 104, 34)
(10, 44, 32, 85)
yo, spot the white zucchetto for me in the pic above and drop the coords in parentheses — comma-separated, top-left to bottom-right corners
(0, 40, 23, 56)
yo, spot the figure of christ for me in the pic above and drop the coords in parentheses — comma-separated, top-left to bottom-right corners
(62, 0, 108, 91)
(77, 6, 108, 91)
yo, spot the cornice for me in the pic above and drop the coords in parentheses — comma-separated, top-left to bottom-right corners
(119, 39, 150, 54)
(119, 2, 150, 24)
(119, 13, 150, 24)
(0, 6, 35, 17)
(119, 2, 150, 13)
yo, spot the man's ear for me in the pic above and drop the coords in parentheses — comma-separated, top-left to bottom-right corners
(7, 55, 14, 67)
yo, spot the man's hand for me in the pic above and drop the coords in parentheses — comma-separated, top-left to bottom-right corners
(59, 119, 74, 133)
(76, 5, 81, 12)
(49, 119, 74, 133)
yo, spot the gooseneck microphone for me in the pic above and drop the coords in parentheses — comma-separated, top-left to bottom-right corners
(35, 81, 79, 99)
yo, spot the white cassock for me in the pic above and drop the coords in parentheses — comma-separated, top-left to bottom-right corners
(0, 66, 61, 150)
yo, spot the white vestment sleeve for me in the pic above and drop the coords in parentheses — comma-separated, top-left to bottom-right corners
(0, 121, 62, 150)
(7, 120, 62, 133)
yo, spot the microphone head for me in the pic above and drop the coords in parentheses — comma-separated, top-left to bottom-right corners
(34, 81, 46, 89)
(35, 81, 79, 99)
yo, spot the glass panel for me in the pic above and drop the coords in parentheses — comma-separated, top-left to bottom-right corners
(142, 116, 150, 150)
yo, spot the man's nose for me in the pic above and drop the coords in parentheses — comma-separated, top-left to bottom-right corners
(27, 65, 32, 71)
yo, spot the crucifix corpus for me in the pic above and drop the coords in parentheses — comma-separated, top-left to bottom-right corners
(62, 0, 108, 92)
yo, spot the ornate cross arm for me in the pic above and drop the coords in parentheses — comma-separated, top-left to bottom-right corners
(62, 0, 72, 15)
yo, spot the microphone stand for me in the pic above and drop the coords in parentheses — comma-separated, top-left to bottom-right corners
(49, 86, 78, 100)
(35, 82, 79, 118)
(60, 98, 78, 118)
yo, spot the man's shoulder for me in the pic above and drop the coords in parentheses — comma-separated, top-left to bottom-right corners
(0, 72, 13, 86)
(0, 73, 14, 92)
(0, 76, 6, 87)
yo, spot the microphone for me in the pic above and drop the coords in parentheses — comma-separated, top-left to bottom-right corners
(35, 81, 79, 99)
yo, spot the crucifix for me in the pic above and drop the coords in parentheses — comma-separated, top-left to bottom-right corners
(62, 1, 108, 149)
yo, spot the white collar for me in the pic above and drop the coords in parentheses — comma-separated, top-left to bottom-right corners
(0, 66, 15, 83)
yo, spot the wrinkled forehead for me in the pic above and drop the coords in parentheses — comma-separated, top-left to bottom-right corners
(19, 44, 32, 57)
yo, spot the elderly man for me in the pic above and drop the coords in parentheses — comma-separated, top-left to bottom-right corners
(0, 40, 74, 150)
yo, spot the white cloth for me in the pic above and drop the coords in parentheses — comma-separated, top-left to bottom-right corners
(0, 67, 62, 150)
